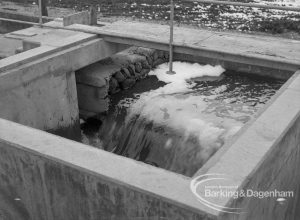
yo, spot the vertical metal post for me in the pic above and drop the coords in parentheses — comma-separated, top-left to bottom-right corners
(38, 0, 43, 25)
(167, 0, 176, 75)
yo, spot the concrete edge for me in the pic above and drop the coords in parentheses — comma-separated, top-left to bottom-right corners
(0, 39, 120, 91)
(0, 118, 218, 218)
(224, 102, 300, 211)
(103, 35, 300, 73)
(61, 24, 300, 73)
(194, 70, 299, 177)
(192, 70, 300, 211)
(0, 31, 97, 73)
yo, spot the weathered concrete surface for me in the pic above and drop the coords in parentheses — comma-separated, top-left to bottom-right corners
(194, 71, 300, 219)
(0, 35, 22, 58)
(0, 118, 216, 220)
(0, 1, 74, 19)
(174, 53, 293, 80)
(0, 68, 80, 140)
(0, 71, 299, 219)
(66, 21, 300, 79)
(2, 29, 97, 72)
(63, 11, 92, 26)
(223, 111, 300, 220)
(1, 17, 300, 219)
(0, 24, 125, 140)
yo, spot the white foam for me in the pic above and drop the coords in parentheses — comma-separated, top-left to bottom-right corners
(149, 62, 225, 84)
(122, 62, 242, 156)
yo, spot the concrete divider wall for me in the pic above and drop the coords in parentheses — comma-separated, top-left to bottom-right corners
(0, 118, 216, 220)
(174, 53, 293, 80)
(0, 68, 80, 140)
(0, 30, 126, 140)
(223, 113, 300, 220)
(63, 11, 92, 27)
(193, 71, 300, 220)
(0, 44, 82, 141)
(223, 72, 300, 220)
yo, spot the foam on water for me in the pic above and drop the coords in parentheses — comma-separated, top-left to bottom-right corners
(88, 61, 283, 176)
(123, 62, 240, 152)
(111, 62, 247, 173)
(149, 62, 225, 84)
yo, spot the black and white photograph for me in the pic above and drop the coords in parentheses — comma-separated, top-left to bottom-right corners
(0, 0, 299, 219)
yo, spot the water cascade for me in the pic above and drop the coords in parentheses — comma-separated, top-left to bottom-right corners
(83, 62, 283, 177)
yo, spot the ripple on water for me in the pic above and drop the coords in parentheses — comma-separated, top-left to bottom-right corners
(83, 62, 284, 177)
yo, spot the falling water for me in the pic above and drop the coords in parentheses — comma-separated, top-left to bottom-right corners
(83, 62, 284, 177)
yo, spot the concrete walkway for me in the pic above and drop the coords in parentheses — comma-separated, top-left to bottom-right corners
(70, 21, 300, 67)
(3, 20, 300, 76)
(18, 20, 294, 78)
(97, 21, 300, 63)
(6, 20, 300, 65)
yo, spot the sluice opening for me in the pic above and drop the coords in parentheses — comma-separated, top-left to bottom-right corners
(80, 61, 285, 177)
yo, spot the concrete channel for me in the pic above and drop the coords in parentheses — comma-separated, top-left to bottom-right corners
(0, 10, 299, 220)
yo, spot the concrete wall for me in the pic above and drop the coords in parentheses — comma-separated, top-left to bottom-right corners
(1, 19, 299, 218)
(0, 118, 216, 220)
(68, 22, 299, 80)
(174, 53, 293, 80)
(0, 31, 125, 140)
(0, 68, 80, 140)
(224, 71, 300, 220)
(63, 11, 92, 27)
(194, 71, 300, 219)
(0, 71, 299, 219)
(223, 113, 300, 220)
(0, 71, 298, 220)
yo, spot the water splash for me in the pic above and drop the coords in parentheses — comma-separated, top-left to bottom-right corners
(96, 62, 283, 176)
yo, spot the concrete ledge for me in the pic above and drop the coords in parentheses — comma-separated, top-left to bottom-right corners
(0, 38, 125, 141)
(0, 32, 97, 73)
(193, 71, 300, 219)
(174, 53, 294, 80)
(105, 35, 298, 79)
(0, 39, 121, 91)
(63, 11, 91, 26)
(0, 118, 216, 220)
(0, 71, 299, 219)
(65, 23, 300, 78)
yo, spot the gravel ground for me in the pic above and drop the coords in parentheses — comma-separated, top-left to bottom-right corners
(48, 0, 300, 35)
(1, 0, 300, 39)
(0, 0, 75, 17)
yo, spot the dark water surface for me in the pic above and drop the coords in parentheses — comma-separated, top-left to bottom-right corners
(81, 69, 284, 177)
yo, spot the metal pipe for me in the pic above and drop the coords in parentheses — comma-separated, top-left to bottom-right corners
(167, 0, 176, 75)
(38, 0, 43, 25)
(183, 0, 300, 12)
